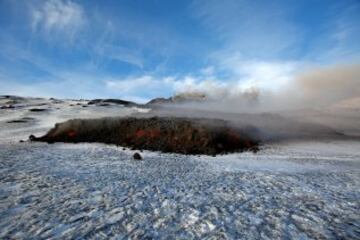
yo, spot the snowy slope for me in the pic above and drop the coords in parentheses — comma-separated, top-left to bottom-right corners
(0, 96, 359, 239)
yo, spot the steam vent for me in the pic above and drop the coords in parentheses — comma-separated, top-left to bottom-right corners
(30, 117, 259, 155)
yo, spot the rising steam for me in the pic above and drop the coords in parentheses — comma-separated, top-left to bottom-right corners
(151, 63, 360, 139)
(294, 64, 360, 108)
(172, 63, 360, 112)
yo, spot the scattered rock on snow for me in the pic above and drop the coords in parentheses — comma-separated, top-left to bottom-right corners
(29, 135, 37, 141)
(29, 108, 47, 112)
(133, 152, 143, 160)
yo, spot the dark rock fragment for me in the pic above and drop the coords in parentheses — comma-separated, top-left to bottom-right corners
(7, 117, 34, 123)
(7, 119, 27, 123)
(87, 99, 137, 106)
(29, 135, 37, 141)
(29, 108, 47, 112)
(133, 152, 143, 160)
(99, 103, 110, 107)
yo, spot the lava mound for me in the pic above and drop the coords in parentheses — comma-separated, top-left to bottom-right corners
(31, 117, 259, 155)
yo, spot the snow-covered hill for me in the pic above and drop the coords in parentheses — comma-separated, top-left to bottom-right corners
(0, 95, 359, 239)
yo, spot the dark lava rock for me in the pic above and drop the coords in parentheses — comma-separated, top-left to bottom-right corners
(7, 117, 34, 123)
(133, 152, 143, 160)
(1, 95, 23, 100)
(7, 119, 27, 123)
(30, 117, 259, 155)
(29, 135, 37, 141)
(146, 93, 206, 106)
(99, 103, 110, 107)
(29, 108, 47, 112)
(146, 97, 172, 106)
(88, 99, 137, 106)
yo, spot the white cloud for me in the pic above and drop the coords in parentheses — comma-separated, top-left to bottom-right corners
(94, 43, 144, 69)
(105, 75, 177, 102)
(199, 66, 215, 76)
(226, 60, 300, 91)
(31, 0, 86, 41)
(104, 60, 299, 102)
(173, 76, 228, 98)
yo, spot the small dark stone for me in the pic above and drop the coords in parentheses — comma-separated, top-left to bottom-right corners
(29, 135, 37, 141)
(29, 108, 47, 112)
(7, 119, 27, 123)
(19, 140, 24, 143)
(133, 152, 143, 160)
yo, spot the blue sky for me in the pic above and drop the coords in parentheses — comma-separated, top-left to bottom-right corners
(0, 0, 359, 102)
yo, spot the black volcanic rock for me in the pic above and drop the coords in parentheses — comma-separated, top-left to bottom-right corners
(7, 119, 27, 123)
(0, 95, 24, 100)
(29, 108, 48, 112)
(146, 97, 172, 106)
(29, 135, 36, 141)
(8, 117, 35, 123)
(146, 93, 206, 106)
(88, 99, 137, 106)
(133, 152, 143, 160)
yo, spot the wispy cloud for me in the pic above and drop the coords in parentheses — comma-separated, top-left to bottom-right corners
(92, 42, 144, 69)
(219, 59, 300, 91)
(30, 0, 86, 42)
(191, 0, 299, 59)
(326, 1, 360, 62)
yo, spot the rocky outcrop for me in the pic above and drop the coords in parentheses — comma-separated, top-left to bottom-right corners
(146, 92, 206, 106)
(30, 117, 259, 155)
(87, 99, 138, 106)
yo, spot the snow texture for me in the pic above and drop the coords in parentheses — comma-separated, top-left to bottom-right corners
(0, 97, 359, 239)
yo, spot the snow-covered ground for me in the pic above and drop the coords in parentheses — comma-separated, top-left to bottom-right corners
(0, 97, 359, 239)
